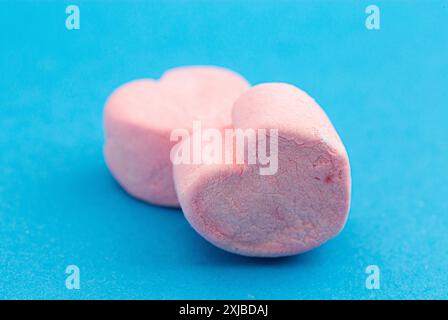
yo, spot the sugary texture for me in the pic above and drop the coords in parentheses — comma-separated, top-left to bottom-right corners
(173, 83, 351, 257)
(104, 66, 249, 206)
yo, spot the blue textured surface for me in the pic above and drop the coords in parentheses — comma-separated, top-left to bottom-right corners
(1, 0, 447, 299)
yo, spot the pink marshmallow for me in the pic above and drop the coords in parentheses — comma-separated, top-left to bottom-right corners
(104, 66, 249, 206)
(173, 83, 351, 257)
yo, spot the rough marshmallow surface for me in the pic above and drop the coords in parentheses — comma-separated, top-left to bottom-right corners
(173, 83, 351, 257)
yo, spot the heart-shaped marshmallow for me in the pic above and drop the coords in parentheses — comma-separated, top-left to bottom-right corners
(173, 83, 351, 257)
(104, 66, 249, 206)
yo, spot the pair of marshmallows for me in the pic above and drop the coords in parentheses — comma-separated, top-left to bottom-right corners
(104, 66, 351, 257)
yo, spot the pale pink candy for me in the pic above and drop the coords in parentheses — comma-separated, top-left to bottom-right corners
(104, 66, 249, 206)
(173, 83, 351, 257)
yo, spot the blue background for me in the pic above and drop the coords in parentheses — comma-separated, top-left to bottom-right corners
(1, 0, 447, 299)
